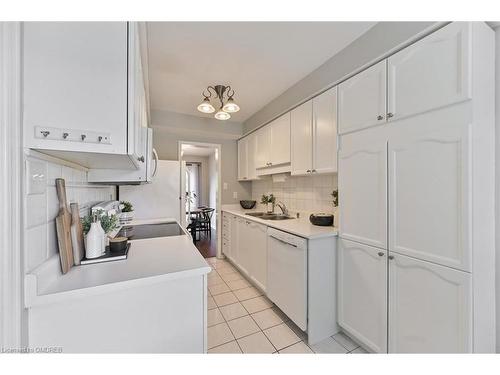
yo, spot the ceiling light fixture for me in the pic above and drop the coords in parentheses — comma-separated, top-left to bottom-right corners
(197, 85, 240, 120)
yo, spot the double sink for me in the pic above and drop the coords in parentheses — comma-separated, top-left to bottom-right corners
(246, 212, 294, 221)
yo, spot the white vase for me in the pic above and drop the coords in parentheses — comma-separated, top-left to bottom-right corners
(85, 221, 104, 259)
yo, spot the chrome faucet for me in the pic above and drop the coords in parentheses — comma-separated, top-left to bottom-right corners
(276, 201, 289, 216)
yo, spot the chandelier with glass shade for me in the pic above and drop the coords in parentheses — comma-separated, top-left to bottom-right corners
(197, 85, 240, 120)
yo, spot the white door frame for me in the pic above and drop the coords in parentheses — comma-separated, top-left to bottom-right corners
(178, 141, 223, 259)
(0, 22, 23, 349)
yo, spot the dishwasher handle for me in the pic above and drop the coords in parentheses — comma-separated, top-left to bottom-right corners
(269, 234, 298, 248)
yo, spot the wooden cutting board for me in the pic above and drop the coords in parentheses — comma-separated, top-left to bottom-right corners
(55, 178, 74, 274)
(70, 202, 85, 266)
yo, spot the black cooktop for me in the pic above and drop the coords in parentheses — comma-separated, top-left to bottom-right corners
(118, 223, 185, 240)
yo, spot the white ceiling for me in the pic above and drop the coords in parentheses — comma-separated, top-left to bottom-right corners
(146, 22, 376, 122)
(181, 144, 216, 157)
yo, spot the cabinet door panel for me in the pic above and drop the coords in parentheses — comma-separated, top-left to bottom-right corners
(247, 133, 259, 180)
(291, 100, 313, 175)
(388, 22, 471, 121)
(338, 127, 387, 249)
(230, 215, 239, 264)
(237, 219, 251, 276)
(255, 126, 271, 169)
(237, 138, 248, 180)
(338, 60, 387, 134)
(248, 221, 267, 291)
(23, 22, 128, 154)
(270, 113, 291, 166)
(313, 86, 338, 174)
(388, 253, 472, 353)
(388, 114, 471, 271)
(338, 239, 387, 353)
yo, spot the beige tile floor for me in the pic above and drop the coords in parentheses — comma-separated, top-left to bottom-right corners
(206, 257, 368, 354)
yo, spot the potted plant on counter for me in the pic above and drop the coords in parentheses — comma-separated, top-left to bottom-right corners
(261, 193, 276, 214)
(119, 201, 134, 224)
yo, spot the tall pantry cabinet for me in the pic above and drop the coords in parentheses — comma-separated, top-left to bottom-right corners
(337, 22, 495, 353)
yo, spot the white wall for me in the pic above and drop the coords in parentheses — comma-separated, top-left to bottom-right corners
(151, 109, 251, 205)
(251, 174, 338, 216)
(24, 153, 115, 272)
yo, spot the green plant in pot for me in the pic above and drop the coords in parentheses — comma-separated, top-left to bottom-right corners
(119, 201, 134, 224)
(261, 193, 276, 213)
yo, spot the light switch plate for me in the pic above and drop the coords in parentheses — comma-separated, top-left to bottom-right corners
(233, 191, 238, 199)
(223, 182, 228, 190)
(26, 159, 47, 195)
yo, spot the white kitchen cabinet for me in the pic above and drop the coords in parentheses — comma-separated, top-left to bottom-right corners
(388, 253, 472, 353)
(254, 113, 291, 173)
(269, 112, 291, 166)
(338, 60, 387, 134)
(236, 217, 250, 275)
(237, 132, 259, 181)
(312, 86, 338, 174)
(230, 214, 239, 264)
(23, 22, 146, 170)
(235, 218, 266, 290)
(222, 212, 232, 260)
(246, 132, 259, 180)
(388, 113, 472, 271)
(291, 87, 338, 176)
(337, 239, 387, 353)
(237, 138, 248, 181)
(255, 125, 271, 170)
(247, 220, 267, 291)
(290, 100, 313, 175)
(387, 22, 471, 122)
(338, 126, 387, 249)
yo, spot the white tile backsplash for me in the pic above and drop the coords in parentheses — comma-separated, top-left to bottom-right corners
(251, 173, 337, 215)
(24, 156, 115, 272)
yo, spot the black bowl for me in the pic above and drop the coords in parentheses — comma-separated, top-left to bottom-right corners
(309, 213, 334, 226)
(240, 200, 257, 209)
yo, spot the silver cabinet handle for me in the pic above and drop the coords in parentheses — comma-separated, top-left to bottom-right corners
(306, 169, 311, 173)
(312, 169, 316, 173)
(388, 255, 394, 260)
(387, 112, 394, 119)
(378, 252, 384, 257)
(62, 132, 69, 139)
(377, 115, 384, 121)
(138, 155, 145, 163)
(151, 148, 159, 178)
(41, 131, 50, 138)
(269, 235, 297, 248)
(81, 134, 86, 141)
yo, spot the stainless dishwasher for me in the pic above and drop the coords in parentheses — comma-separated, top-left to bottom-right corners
(267, 227, 308, 331)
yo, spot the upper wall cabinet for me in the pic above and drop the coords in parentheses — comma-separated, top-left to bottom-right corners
(23, 22, 147, 170)
(237, 137, 248, 181)
(387, 22, 471, 122)
(238, 132, 259, 181)
(253, 113, 291, 176)
(338, 60, 387, 134)
(291, 87, 337, 175)
(291, 100, 313, 175)
(312, 86, 338, 174)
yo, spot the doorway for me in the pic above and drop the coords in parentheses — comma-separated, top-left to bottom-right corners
(179, 141, 222, 259)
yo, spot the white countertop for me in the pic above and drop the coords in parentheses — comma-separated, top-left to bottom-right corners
(221, 205, 338, 240)
(25, 219, 211, 307)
